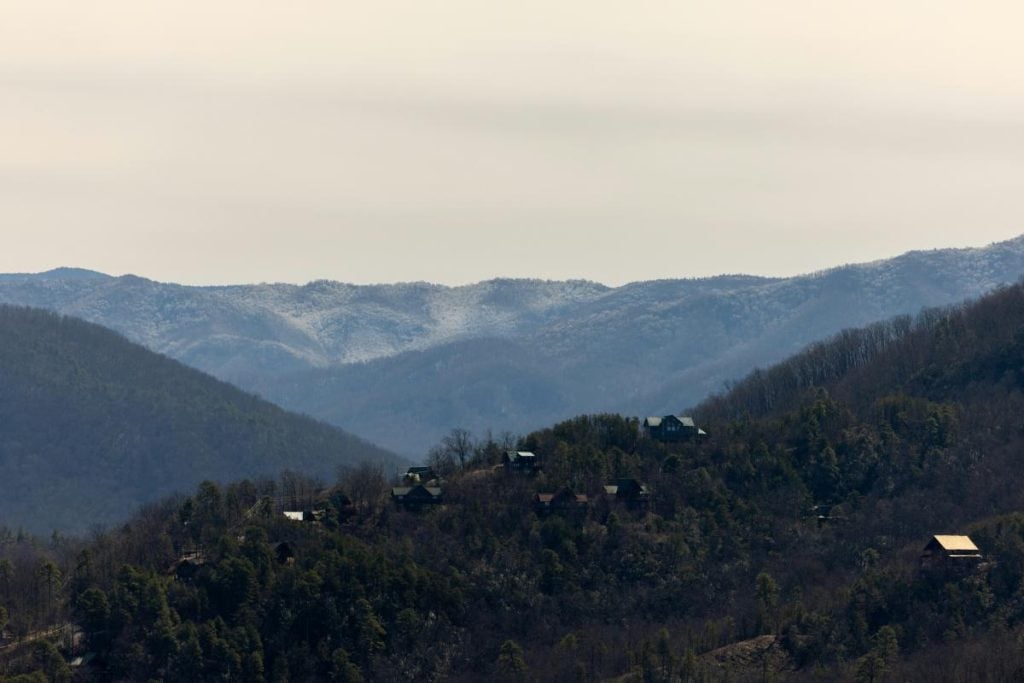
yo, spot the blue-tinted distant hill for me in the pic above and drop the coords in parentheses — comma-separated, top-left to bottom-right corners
(2, 237, 1024, 456)
(0, 306, 406, 534)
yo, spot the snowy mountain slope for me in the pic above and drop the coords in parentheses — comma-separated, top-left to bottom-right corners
(3, 236, 1023, 455)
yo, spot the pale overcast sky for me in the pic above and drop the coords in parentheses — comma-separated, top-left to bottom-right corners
(3, 1, 1024, 285)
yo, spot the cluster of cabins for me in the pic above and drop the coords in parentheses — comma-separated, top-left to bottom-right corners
(388, 458, 652, 514)
(386, 414, 703, 512)
(280, 412, 986, 576)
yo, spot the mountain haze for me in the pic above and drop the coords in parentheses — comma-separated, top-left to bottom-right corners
(2, 237, 1024, 455)
(0, 306, 405, 534)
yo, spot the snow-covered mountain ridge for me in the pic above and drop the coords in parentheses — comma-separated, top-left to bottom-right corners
(4, 236, 1024, 456)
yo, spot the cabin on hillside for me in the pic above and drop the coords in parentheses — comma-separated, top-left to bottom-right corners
(330, 492, 356, 520)
(404, 466, 438, 485)
(642, 415, 706, 443)
(534, 488, 589, 516)
(920, 535, 982, 572)
(603, 478, 651, 509)
(503, 450, 541, 474)
(392, 484, 443, 509)
(168, 550, 206, 582)
(282, 509, 327, 523)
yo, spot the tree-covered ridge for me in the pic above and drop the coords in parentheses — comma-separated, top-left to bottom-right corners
(8, 283, 1024, 679)
(4, 236, 1024, 457)
(0, 306, 406, 535)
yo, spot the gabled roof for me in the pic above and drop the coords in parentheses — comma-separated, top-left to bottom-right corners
(535, 489, 588, 506)
(505, 450, 536, 461)
(928, 535, 979, 552)
(644, 415, 699, 428)
(392, 485, 442, 498)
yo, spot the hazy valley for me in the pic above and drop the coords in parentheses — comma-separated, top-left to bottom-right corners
(3, 237, 1024, 456)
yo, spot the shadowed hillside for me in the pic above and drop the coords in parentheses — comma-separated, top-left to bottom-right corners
(0, 306, 406, 534)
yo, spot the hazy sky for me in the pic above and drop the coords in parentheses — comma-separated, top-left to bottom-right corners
(4, 1, 1024, 285)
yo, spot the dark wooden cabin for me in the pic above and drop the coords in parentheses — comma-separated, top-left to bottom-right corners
(642, 415, 706, 443)
(603, 478, 651, 508)
(503, 450, 541, 474)
(392, 484, 443, 509)
(920, 535, 982, 573)
(534, 488, 589, 515)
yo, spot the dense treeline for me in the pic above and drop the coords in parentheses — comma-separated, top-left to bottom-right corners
(0, 306, 406, 534)
(9, 283, 1024, 679)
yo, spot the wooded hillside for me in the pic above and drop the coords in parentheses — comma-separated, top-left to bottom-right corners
(7, 283, 1024, 679)
(0, 306, 405, 534)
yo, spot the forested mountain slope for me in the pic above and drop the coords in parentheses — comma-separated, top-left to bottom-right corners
(8, 284, 1024, 679)
(2, 237, 1024, 456)
(0, 306, 405, 534)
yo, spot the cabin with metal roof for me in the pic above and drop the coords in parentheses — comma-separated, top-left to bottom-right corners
(534, 488, 589, 516)
(391, 484, 443, 509)
(503, 450, 541, 474)
(404, 466, 438, 484)
(282, 509, 327, 523)
(603, 478, 651, 508)
(920, 535, 982, 571)
(642, 415, 707, 443)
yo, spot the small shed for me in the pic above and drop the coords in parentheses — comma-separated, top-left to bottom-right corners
(503, 450, 541, 474)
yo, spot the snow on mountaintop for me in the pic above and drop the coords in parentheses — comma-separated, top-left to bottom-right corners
(4, 236, 1024, 455)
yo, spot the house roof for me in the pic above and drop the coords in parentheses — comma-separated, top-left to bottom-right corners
(505, 450, 536, 461)
(283, 511, 304, 521)
(644, 415, 698, 428)
(535, 490, 588, 505)
(392, 485, 442, 497)
(604, 479, 651, 497)
(930, 535, 979, 552)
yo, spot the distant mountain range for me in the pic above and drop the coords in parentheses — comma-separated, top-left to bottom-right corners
(3, 236, 1024, 456)
(0, 306, 405, 534)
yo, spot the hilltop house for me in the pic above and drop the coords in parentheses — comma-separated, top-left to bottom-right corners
(503, 450, 541, 474)
(392, 484, 443, 509)
(534, 488, 589, 515)
(603, 478, 651, 508)
(920, 535, 982, 571)
(642, 415, 706, 443)
(404, 466, 438, 484)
